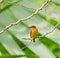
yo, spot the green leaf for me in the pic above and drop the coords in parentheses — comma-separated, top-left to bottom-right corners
(0, 0, 60, 58)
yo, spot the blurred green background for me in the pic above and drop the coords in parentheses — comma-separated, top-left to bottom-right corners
(0, 0, 60, 58)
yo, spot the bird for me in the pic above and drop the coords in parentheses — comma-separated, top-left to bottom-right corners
(22, 25, 38, 50)
(29, 26, 38, 42)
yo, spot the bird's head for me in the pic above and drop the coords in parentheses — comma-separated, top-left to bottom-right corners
(29, 26, 36, 28)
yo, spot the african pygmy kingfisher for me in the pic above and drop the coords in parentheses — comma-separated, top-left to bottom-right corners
(29, 26, 38, 42)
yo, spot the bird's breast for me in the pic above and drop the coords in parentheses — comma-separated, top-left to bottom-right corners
(30, 28, 38, 39)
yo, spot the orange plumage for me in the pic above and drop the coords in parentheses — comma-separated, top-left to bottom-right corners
(29, 26, 38, 42)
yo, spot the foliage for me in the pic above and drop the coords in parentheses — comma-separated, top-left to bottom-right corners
(0, 0, 60, 58)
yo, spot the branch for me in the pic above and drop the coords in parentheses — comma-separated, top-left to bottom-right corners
(0, 0, 51, 34)
(39, 22, 60, 38)
(16, 4, 36, 10)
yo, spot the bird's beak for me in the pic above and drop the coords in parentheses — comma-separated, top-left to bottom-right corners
(28, 26, 32, 28)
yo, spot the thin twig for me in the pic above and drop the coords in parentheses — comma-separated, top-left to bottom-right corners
(22, 38, 31, 40)
(39, 22, 60, 38)
(0, 0, 51, 34)
(16, 4, 36, 10)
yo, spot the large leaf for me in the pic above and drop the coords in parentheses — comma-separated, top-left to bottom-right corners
(0, 0, 60, 58)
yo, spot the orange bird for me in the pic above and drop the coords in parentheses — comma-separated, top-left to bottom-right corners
(29, 26, 38, 42)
